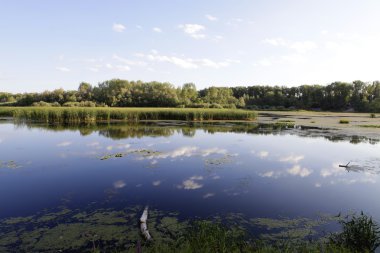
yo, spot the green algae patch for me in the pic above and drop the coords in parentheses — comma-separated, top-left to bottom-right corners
(3, 215, 34, 225)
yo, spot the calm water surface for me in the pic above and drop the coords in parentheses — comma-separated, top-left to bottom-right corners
(0, 121, 379, 249)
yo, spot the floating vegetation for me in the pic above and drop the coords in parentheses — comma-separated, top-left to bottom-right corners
(0, 160, 22, 169)
(0, 204, 366, 252)
(100, 149, 162, 160)
(204, 154, 234, 166)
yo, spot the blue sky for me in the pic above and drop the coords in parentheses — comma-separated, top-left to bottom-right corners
(1, 0, 380, 92)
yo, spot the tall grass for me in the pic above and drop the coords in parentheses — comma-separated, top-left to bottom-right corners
(0, 107, 256, 123)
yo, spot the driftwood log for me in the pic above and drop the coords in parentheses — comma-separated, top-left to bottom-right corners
(339, 162, 351, 168)
(140, 206, 152, 241)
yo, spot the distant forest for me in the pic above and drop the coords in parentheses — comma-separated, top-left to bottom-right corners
(1, 79, 380, 112)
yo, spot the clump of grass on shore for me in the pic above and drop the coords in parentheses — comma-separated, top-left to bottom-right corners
(0, 107, 256, 123)
(339, 119, 350, 124)
(359, 125, 380, 128)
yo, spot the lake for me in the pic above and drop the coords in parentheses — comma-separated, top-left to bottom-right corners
(0, 120, 379, 251)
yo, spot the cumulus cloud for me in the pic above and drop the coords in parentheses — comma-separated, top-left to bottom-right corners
(137, 51, 238, 69)
(203, 193, 215, 198)
(178, 175, 204, 190)
(279, 154, 304, 163)
(112, 23, 126, 32)
(143, 146, 229, 160)
(287, 165, 312, 177)
(200, 148, 227, 157)
(143, 53, 198, 69)
(263, 38, 317, 53)
(205, 14, 218, 21)
(152, 180, 161, 186)
(57, 141, 72, 147)
(113, 54, 147, 66)
(87, 67, 99, 72)
(251, 150, 269, 158)
(260, 171, 275, 178)
(56, 67, 70, 72)
(256, 58, 272, 67)
(262, 38, 287, 47)
(114, 180, 126, 189)
(153, 27, 162, 33)
(178, 24, 206, 39)
(321, 162, 346, 177)
(290, 41, 318, 54)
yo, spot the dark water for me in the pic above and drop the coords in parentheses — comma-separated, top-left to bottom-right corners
(0, 120, 379, 250)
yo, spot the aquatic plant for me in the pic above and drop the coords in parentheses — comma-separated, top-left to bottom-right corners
(0, 107, 257, 123)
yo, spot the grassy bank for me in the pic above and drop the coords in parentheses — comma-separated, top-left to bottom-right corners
(0, 107, 256, 123)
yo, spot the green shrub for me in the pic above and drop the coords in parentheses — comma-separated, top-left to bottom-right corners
(330, 212, 380, 252)
(339, 119, 350, 124)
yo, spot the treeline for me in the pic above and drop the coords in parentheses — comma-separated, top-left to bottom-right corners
(1, 79, 380, 112)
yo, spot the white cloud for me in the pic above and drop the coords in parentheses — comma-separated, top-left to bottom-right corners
(178, 24, 206, 39)
(200, 148, 227, 157)
(290, 41, 318, 54)
(263, 38, 317, 53)
(113, 54, 148, 67)
(87, 67, 99, 72)
(257, 58, 272, 67)
(137, 51, 238, 70)
(203, 193, 215, 198)
(105, 63, 113, 69)
(262, 38, 287, 47)
(56, 67, 70, 72)
(321, 162, 346, 177)
(315, 183, 322, 188)
(321, 30, 328, 35)
(178, 175, 204, 190)
(261, 171, 274, 178)
(146, 53, 198, 69)
(287, 165, 312, 177)
(152, 180, 161, 186)
(112, 23, 126, 33)
(205, 14, 218, 21)
(279, 154, 304, 163)
(115, 65, 131, 72)
(114, 180, 126, 189)
(87, 142, 100, 147)
(57, 141, 72, 147)
(189, 176, 203, 180)
(153, 27, 162, 33)
(252, 150, 269, 158)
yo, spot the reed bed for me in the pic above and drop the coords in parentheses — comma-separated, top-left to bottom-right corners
(0, 107, 256, 123)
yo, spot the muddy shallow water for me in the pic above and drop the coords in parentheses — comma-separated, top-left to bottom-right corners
(0, 120, 379, 251)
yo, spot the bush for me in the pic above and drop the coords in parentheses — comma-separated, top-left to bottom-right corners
(32, 101, 53, 107)
(370, 113, 376, 118)
(339, 119, 350, 124)
(330, 212, 380, 252)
